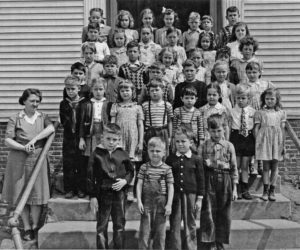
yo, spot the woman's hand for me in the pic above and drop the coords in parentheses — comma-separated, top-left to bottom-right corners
(24, 139, 36, 153)
(79, 138, 86, 151)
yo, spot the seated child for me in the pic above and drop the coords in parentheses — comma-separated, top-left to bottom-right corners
(137, 137, 174, 250)
(88, 123, 134, 249)
(199, 114, 238, 250)
(59, 75, 86, 198)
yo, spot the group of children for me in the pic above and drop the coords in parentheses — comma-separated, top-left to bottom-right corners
(58, 5, 286, 250)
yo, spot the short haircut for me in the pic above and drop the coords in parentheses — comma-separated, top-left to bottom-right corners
(82, 42, 96, 53)
(226, 6, 239, 15)
(90, 77, 105, 89)
(148, 136, 166, 149)
(148, 78, 165, 90)
(182, 59, 196, 69)
(19, 88, 42, 105)
(216, 46, 231, 60)
(103, 55, 118, 66)
(207, 113, 227, 129)
(158, 47, 178, 65)
(71, 62, 86, 74)
(111, 28, 127, 47)
(212, 60, 229, 72)
(188, 12, 201, 21)
(181, 86, 197, 97)
(89, 7, 103, 17)
(141, 26, 153, 34)
(235, 85, 251, 98)
(148, 61, 166, 73)
(117, 79, 135, 102)
(245, 61, 261, 72)
(103, 123, 122, 136)
(188, 47, 203, 59)
(174, 124, 195, 140)
(126, 40, 140, 50)
(87, 22, 100, 31)
(64, 75, 80, 87)
(166, 27, 180, 37)
(201, 15, 214, 23)
(239, 36, 259, 53)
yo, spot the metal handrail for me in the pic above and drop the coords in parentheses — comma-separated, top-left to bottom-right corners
(285, 121, 300, 152)
(8, 123, 58, 249)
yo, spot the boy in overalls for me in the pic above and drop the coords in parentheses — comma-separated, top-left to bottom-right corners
(136, 137, 174, 250)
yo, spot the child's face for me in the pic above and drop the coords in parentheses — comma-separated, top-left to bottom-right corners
(216, 54, 230, 63)
(214, 65, 228, 82)
(142, 13, 153, 27)
(200, 37, 211, 50)
(208, 126, 224, 142)
(65, 85, 80, 100)
(226, 11, 240, 26)
(83, 48, 95, 64)
(162, 52, 174, 67)
(114, 33, 126, 47)
(92, 83, 105, 100)
(242, 45, 254, 60)
(104, 63, 118, 76)
(246, 68, 260, 82)
(207, 88, 220, 106)
(148, 145, 165, 165)
(236, 94, 249, 108)
(164, 14, 174, 27)
(189, 19, 200, 31)
(181, 95, 197, 109)
(72, 69, 85, 82)
(191, 52, 203, 68)
(265, 94, 276, 109)
(183, 66, 196, 82)
(101, 132, 120, 152)
(149, 69, 164, 80)
(235, 25, 246, 41)
(120, 15, 130, 28)
(141, 28, 152, 43)
(127, 46, 140, 62)
(167, 32, 178, 46)
(88, 28, 99, 41)
(174, 133, 192, 155)
(90, 11, 102, 24)
(149, 86, 163, 102)
(202, 19, 213, 31)
(120, 87, 133, 102)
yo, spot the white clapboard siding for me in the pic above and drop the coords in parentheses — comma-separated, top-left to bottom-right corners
(244, 0, 300, 117)
(0, 0, 84, 120)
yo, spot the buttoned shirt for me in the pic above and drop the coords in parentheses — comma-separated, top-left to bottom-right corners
(91, 97, 106, 121)
(230, 105, 256, 130)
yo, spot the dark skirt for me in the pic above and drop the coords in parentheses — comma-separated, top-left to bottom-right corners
(229, 129, 255, 157)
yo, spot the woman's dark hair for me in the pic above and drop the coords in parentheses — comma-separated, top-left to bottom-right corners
(230, 22, 250, 42)
(19, 88, 42, 105)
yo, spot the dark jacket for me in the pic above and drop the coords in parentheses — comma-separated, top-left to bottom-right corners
(87, 145, 134, 197)
(173, 80, 207, 109)
(166, 152, 205, 196)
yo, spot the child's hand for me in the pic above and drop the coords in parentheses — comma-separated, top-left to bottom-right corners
(165, 204, 172, 216)
(137, 201, 144, 214)
(79, 138, 86, 151)
(112, 178, 127, 191)
(194, 199, 202, 213)
(90, 198, 98, 214)
(232, 189, 238, 201)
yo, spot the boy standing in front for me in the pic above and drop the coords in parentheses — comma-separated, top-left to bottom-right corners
(88, 123, 134, 249)
(199, 114, 238, 250)
(136, 137, 174, 250)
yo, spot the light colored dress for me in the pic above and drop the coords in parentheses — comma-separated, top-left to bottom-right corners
(254, 109, 286, 161)
(111, 102, 144, 161)
(2, 111, 51, 205)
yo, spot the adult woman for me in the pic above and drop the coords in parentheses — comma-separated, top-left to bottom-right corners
(2, 89, 54, 241)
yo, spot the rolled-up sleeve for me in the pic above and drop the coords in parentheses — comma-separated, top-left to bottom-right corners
(5, 115, 17, 140)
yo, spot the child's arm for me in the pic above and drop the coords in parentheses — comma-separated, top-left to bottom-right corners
(165, 182, 174, 216)
(87, 152, 99, 214)
(112, 158, 134, 191)
(137, 115, 144, 154)
(136, 178, 144, 214)
(229, 143, 238, 201)
(281, 111, 287, 156)
(253, 111, 261, 139)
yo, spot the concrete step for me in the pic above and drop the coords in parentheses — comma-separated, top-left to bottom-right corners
(38, 219, 300, 249)
(52, 172, 281, 195)
(47, 193, 291, 222)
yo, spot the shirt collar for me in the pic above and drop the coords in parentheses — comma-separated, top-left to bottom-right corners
(139, 41, 155, 46)
(204, 102, 223, 110)
(19, 110, 41, 118)
(129, 60, 140, 66)
(19, 110, 41, 125)
(91, 97, 106, 103)
(209, 139, 227, 148)
(187, 28, 202, 34)
(176, 150, 192, 158)
(97, 143, 122, 152)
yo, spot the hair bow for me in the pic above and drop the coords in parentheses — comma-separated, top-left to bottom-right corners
(162, 7, 166, 13)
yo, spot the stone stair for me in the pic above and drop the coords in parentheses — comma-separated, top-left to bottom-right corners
(35, 174, 300, 249)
